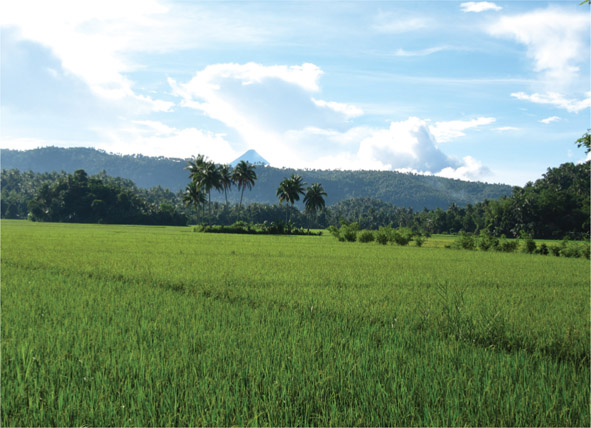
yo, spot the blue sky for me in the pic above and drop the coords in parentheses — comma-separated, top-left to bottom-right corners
(1, 1, 589, 185)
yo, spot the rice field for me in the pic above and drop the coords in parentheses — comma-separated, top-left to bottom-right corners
(2, 220, 589, 426)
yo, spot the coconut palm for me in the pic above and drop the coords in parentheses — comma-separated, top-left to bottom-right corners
(198, 161, 222, 216)
(303, 183, 327, 233)
(185, 154, 207, 179)
(276, 174, 306, 224)
(232, 160, 257, 209)
(182, 180, 207, 220)
(218, 164, 233, 205)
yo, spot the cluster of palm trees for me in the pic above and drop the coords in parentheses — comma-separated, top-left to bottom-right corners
(184, 155, 328, 231)
(276, 174, 327, 232)
(183, 155, 257, 216)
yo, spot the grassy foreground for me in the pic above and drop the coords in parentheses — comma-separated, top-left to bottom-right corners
(2, 220, 589, 426)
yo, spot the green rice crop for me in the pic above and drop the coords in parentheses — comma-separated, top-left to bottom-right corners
(2, 220, 589, 426)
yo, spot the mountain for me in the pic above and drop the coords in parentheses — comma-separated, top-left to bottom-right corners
(0, 147, 512, 209)
(230, 149, 269, 167)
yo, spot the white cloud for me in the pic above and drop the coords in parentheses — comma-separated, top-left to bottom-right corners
(171, 63, 490, 180)
(0, 0, 176, 111)
(311, 99, 364, 119)
(539, 115, 561, 124)
(496, 126, 519, 132)
(100, 121, 239, 162)
(511, 91, 591, 113)
(437, 156, 491, 181)
(0, 0, 271, 112)
(488, 8, 589, 89)
(429, 117, 496, 142)
(461, 2, 502, 13)
(393, 46, 455, 57)
(170, 62, 362, 165)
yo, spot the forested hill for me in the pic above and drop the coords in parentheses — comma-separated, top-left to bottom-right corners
(1, 147, 512, 209)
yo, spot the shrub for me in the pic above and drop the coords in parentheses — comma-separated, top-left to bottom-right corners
(549, 244, 561, 257)
(560, 245, 581, 258)
(477, 231, 498, 251)
(392, 228, 413, 246)
(537, 243, 549, 255)
(414, 235, 426, 247)
(582, 244, 590, 260)
(341, 222, 360, 242)
(454, 231, 476, 250)
(358, 230, 375, 243)
(520, 231, 536, 254)
(374, 225, 393, 245)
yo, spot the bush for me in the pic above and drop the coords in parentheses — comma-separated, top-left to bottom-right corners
(537, 243, 549, 255)
(477, 231, 498, 251)
(549, 244, 562, 257)
(358, 230, 375, 243)
(560, 245, 581, 258)
(520, 231, 536, 254)
(414, 235, 426, 247)
(375, 225, 393, 245)
(582, 244, 590, 260)
(392, 228, 413, 246)
(341, 222, 360, 242)
(454, 231, 476, 250)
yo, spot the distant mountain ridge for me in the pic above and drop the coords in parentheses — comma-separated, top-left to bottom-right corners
(0, 147, 512, 209)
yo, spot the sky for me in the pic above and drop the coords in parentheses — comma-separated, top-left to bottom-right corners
(1, 0, 589, 185)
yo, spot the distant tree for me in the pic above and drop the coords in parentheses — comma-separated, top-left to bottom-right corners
(303, 183, 327, 233)
(575, 130, 590, 154)
(218, 164, 233, 204)
(182, 180, 207, 219)
(199, 162, 222, 216)
(232, 161, 257, 209)
(276, 174, 306, 224)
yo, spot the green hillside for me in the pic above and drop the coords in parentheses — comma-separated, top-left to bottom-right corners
(1, 147, 511, 209)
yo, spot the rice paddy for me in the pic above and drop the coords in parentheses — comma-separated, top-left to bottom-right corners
(2, 220, 589, 426)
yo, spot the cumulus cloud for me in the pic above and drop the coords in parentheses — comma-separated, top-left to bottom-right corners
(539, 115, 561, 124)
(511, 92, 591, 113)
(460, 2, 502, 13)
(171, 63, 491, 181)
(429, 117, 496, 142)
(0, 0, 273, 113)
(169, 62, 365, 165)
(488, 8, 589, 90)
(0, 0, 177, 111)
(437, 156, 491, 181)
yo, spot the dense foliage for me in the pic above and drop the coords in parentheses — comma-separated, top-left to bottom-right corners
(1, 147, 512, 209)
(24, 170, 185, 225)
(3, 160, 588, 239)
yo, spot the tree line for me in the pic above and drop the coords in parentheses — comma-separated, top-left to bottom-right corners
(3, 153, 589, 240)
(1, 146, 512, 209)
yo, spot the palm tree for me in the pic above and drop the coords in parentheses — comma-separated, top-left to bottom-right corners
(199, 161, 222, 216)
(232, 161, 257, 209)
(182, 180, 207, 221)
(276, 174, 306, 224)
(303, 183, 327, 233)
(185, 154, 207, 179)
(218, 164, 233, 205)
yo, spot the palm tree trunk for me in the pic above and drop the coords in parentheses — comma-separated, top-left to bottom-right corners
(240, 187, 244, 208)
